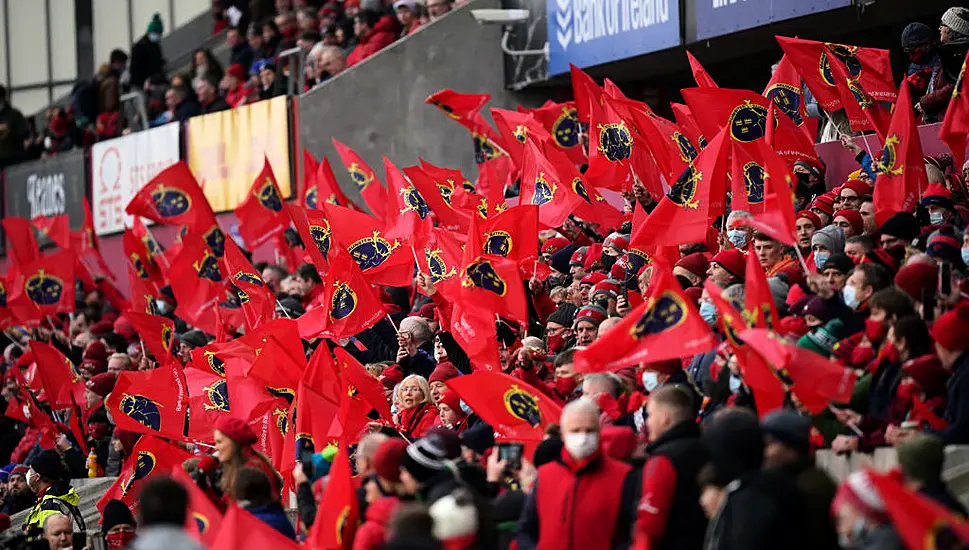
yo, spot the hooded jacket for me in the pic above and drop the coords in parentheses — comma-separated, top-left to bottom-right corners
(353, 496, 399, 550)
(23, 484, 85, 539)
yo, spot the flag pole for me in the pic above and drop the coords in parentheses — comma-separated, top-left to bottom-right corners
(410, 244, 422, 274)
(793, 245, 811, 275)
(276, 300, 293, 319)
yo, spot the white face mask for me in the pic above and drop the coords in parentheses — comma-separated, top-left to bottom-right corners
(642, 372, 659, 392)
(929, 211, 946, 226)
(727, 229, 748, 249)
(25, 469, 37, 490)
(564, 432, 599, 460)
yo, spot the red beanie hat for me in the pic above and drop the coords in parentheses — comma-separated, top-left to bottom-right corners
(797, 210, 823, 229)
(841, 179, 872, 197)
(710, 249, 746, 280)
(833, 209, 864, 236)
(83, 341, 109, 363)
(372, 438, 409, 482)
(214, 416, 258, 446)
(79, 358, 106, 376)
(894, 262, 938, 302)
(610, 254, 630, 280)
(541, 237, 570, 256)
(777, 316, 809, 339)
(811, 194, 835, 217)
(931, 303, 969, 352)
(580, 272, 607, 287)
(674, 252, 709, 281)
(227, 63, 246, 81)
(85, 372, 117, 398)
(113, 316, 137, 342)
(90, 320, 114, 336)
(428, 362, 460, 384)
(438, 389, 465, 417)
(379, 366, 404, 389)
(16, 351, 35, 368)
(570, 247, 588, 266)
(583, 243, 604, 271)
(683, 286, 703, 307)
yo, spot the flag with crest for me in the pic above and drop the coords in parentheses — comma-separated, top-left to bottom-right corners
(96, 436, 193, 517)
(167, 234, 225, 326)
(332, 139, 387, 222)
(297, 245, 385, 339)
(873, 82, 928, 225)
(940, 49, 969, 168)
(446, 371, 561, 436)
(235, 158, 290, 250)
(126, 161, 214, 232)
(105, 364, 188, 439)
(324, 203, 414, 287)
(7, 250, 76, 320)
(384, 156, 431, 242)
(519, 141, 584, 228)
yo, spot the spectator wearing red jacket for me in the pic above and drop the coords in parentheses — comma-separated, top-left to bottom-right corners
(223, 63, 250, 108)
(347, 9, 398, 66)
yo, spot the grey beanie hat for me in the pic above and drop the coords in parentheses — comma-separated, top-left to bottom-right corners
(942, 7, 969, 38)
(811, 225, 845, 254)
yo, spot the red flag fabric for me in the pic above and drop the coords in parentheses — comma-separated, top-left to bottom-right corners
(288, 203, 332, 274)
(324, 203, 414, 287)
(130, 218, 165, 268)
(873, 82, 928, 225)
(449, 301, 502, 371)
(235, 157, 290, 250)
(74, 197, 115, 279)
(105, 364, 188, 439)
(124, 228, 163, 294)
(670, 103, 708, 150)
(633, 129, 731, 248)
(631, 110, 698, 184)
(306, 445, 359, 550)
(746, 122, 800, 247)
(528, 101, 587, 165)
(404, 164, 473, 232)
(125, 161, 214, 232)
(911, 396, 949, 431)
(2, 217, 40, 266)
(126, 312, 176, 361)
(167, 235, 225, 325)
(31, 215, 71, 250)
(574, 264, 716, 372)
(297, 245, 385, 339)
(333, 348, 393, 423)
(332, 139, 387, 222)
(425, 89, 491, 123)
(775, 36, 897, 111)
(586, 95, 635, 191)
(477, 205, 539, 265)
(97, 437, 193, 518)
(30, 341, 83, 409)
(384, 156, 431, 243)
(458, 216, 529, 323)
(763, 54, 817, 139)
(824, 50, 892, 139)
(185, 367, 233, 443)
(687, 51, 718, 88)
(303, 343, 342, 404)
(569, 64, 600, 123)
(446, 371, 562, 435)
(170, 468, 224, 546)
(223, 237, 276, 330)
(414, 227, 465, 300)
(519, 141, 584, 228)
(490, 108, 553, 170)
(940, 49, 969, 168)
(8, 250, 76, 320)
(869, 470, 969, 548)
(542, 143, 624, 230)
(744, 236, 781, 330)
(741, 328, 857, 413)
(211, 504, 303, 550)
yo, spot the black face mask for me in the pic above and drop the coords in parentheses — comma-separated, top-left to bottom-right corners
(547, 275, 568, 288)
(675, 275, 693, 290)
(601, 254, 618, 273)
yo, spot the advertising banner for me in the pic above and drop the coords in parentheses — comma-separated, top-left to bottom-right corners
(692, 0, 850, 42)
(186, 96, 292, 212)
(4, 150, 87, 248)
(90, 122, 181, 236)
(547, 0, 680, 75)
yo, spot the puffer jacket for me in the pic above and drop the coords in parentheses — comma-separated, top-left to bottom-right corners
(353, 496, 399, 550)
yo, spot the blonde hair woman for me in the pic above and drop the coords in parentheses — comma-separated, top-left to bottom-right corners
(394, 374, 438, 439)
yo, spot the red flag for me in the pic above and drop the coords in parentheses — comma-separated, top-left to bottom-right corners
(333, 348, 393, 423)
(297, 245, 385, 339)
(303, 343, 342, 404)
(446, 371, 562, 435)
(124, 228, 163, 295)
(775, 36, 897, 111)
(332, 139, 387, 222)
(687, 51, 718, 88)
(629, 110, 698, 184)
(31, 215, 71, 250)
(873, 82, 928, 225)
(2, 217, 40, 266)
(306, 445, 359, 550)
(324, 203, 413, 287)
(384, 156, 431, 242)
(940, 48, 969, 168)
(763, 54, 817, 139)
(425, 89, 491, 122)
(235, 157, 290, 250)
(312, 155, 357, 210)
(125, 161, 214, 232)
(458, 216, 529, 323)
(586, 95, 635, 191)
(491, 108, 553, 170)
(414, 227, 464, 300)
(911, 396, 949, 431)
(519, 141, 584, 228)
(477, 205, 539, 265)
(570, 64, 601, 123)
(212, 504, 303, 550)
(0, 274, 11, 326)
(741, 328, 857, 413)
(574, 263, 716, 372)
(126, 312, 176, 361)
(529, 101, 587, 165)
(543, 143, 624, 230)
(8, 250, 76, 320)
(105, 364, 189, 439)
(278, 379, 341, 489)
(74, 197, 114, 280)
(167, 235, 225, 325)
(302, 148, 320, 208)
(404, 164, 473, 232)
(128, 270, 161, 316)
(633, 129, 731, 248)
(670, 103, 708, 150)
(746, 123, 800, 247)
(185, 367, 232, 443)
(171, 468, 224, 546)
(825, 50, 892, 139)
(96, 436, 194, 518)
(288, 203, 332, 274)
(30, 341, 83, 409)
(223, 237, 276, 330)
(744, 247, 781, 330)
(870, 470, 969, 548)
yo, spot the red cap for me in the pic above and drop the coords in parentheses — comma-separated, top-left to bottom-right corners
(710, 249, 746, 280)
(583, 243, 603, 271)
(894, 262, 938, 302)
(580, 272, 607, 286)
(674, 252, 709, 281)
(214, 416, 258, 446)
(833, 209, 864, 236)
(428, 362, 460, 384)
(931, 303, 969, 352)
(83, 341, 109, 363)
(438, 389, 465, 417)
(79, 358, 106, 376)
(85, 372, 117, 398)
(541, 237, 570, 255)
(811, 194, 835, 216)
(683, 286, 703, 307)
(372, 438, 409, 482)
(840, 179, 872, 197)
(379, 366, 404, 389)
(570, 248, 588, 266)
(113, 316, 137, 341)
(797, 210, 823, 229)
(227, 63, 246, 81)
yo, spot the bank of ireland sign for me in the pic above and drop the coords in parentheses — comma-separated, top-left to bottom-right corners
(548, 0, 680, 75)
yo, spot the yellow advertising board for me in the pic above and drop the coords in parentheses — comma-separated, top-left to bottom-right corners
(186, 96, 292, 212)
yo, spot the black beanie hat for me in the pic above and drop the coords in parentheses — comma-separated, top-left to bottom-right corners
(549, 244, 580, 278)
(532, 437, 563, 468)
(459, 422, 495, 455)
(101, 499, 136, 534)
(546, 304, 578, 328)
(877, 212, 920, 243)
(402, 437, 449, 484)
(28, 449, 63, 482)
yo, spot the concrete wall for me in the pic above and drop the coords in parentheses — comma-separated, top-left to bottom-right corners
(297, 0, 546, 207)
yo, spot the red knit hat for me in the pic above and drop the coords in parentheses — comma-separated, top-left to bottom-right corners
(541, 237, 570, 256)
(920, 183, 955, 210)
(902, 355, 949, 397)
(570, 247, 588, 266)
(227, 63, 246, 81)
(840, 179, 872, 197)
(777, 316, 809, 339)
(797, 210, 823, 229)
(113, 316, 137, 342)
(438, 389, 465, 417)
(592, 279, 620, 300)
(428, 362, 460, 384)
(610, 254, 630, 280)
(603, 233, 629, 253)
(683, 286, 702, 307)
(372, 438, 409, 482)
(675, 252, 709, 281)
(83, 341, 109, 363)
(894, 262, 938, 302)
(214, 416, 258, 446)
(931, 303, 969, 352)
(379, 366, 404, 389)
(79, 358, 106, 376)
(583, 243, 604, 272)
(832, 471, 889, 523)
(710, 249, 746, 280)
(90, 320, 114, 336)
(85, 372, 116, 398)
(575, 305, 607, 327)
(833, 209, 864, 236)
(580, 272, 607, 287)
(811, 194, 835, 217)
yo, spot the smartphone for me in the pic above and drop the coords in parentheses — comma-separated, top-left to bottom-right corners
(299, 448, 314, 479)
(940, 262, 952, 297)
(497, 443, 523, 470)
(619, 281, 628, 301)
(922, 286, 936, 322)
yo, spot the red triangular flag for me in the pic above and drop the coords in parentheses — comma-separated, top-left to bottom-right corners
(211, 504, 302, 550)
(31, 215, 71, 249)
(873, 81, 928, 225)
(306, 445, 359, 550)
(297, 245, 385, 339)
(446, 371, 562, 435)
(869, 470, 969, 548)
(519, 140, 584, 228)
(332, 139, 387, 222)
(2, 217, 40, 266)
(125, 161, 215, 232)
(687, 51, 718, 88)
(940, 48, 969, 169)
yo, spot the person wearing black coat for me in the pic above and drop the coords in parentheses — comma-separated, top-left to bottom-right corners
(129, 14, 167, 90)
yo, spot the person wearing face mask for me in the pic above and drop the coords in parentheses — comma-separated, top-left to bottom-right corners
(634, 386, 708, 550)
(920, 183, 957, 229)
(129, 13, 167, 90)
(811, 225, 846, 273)
(792, 160, 827, 200)
(926, 225, 968, 272)
(100, 498, 138, 549)
(830, 471, 904, 550)
(517, 399, 638, 550)
(723, 211, 753, 251)
(22, 450, 86, 542)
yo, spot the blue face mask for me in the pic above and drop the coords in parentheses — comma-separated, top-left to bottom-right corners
(842, 285, 861, 310)
(699, 302, 717, 326)
(814, 251, 830, 271)
(929, 211, 946, 226)
(729, 374, 742, 393)
(641, 372, 659, 392)
(962, 248, 969, 265)
(727, 229, 748, 249)
(459, 399, 473, 415)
